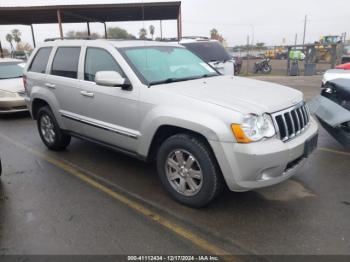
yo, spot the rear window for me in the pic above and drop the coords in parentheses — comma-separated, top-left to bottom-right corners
(51, 47, 81, 79)
(0, 63, 24, 79)
(182, 42, 231, 63)
(29, 47, 52, 74)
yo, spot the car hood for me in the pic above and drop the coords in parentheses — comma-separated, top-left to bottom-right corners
(324, 69, 350, 83)
(153, 75, 303, 114)
(0, 78, 24, 93)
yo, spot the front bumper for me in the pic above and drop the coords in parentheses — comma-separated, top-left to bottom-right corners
(210, 117, 318, 191)
(0, 96, 28, 114)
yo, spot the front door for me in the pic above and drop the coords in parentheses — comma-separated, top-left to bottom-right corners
(78, 47, 140, 153)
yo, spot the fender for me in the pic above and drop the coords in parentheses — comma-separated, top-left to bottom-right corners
(29, 86, 66, 129)
(137, 105, 235, 157)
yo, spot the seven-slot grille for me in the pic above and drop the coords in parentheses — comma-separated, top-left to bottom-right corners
(272, 102, 310, 142)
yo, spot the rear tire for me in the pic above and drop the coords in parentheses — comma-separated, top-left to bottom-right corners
(156, 133, 224, 207)
(37, 106, 71, 151)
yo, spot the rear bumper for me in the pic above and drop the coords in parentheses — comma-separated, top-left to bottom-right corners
(0, 97, 28, 114)
(210, 117, 318, 191)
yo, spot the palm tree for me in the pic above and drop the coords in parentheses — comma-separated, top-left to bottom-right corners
(149, 25, 155, 40)
(11, 29, 22, 44)
(6, 33, 14, 52)
(139, 28, 147, 40)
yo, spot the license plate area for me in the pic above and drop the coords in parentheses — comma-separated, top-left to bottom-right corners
(304, 134, 318, 157)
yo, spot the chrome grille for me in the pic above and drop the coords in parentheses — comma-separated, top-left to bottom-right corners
(272, 102, 310, 142)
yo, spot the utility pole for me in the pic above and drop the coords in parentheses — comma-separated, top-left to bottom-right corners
(246, 35, 250, 75)
(160, 20, 163, 40)
(302, 14, 308, 47)
(250, 24, 255, 47)
(0, 40, 3, 58)
(294, 33, 298, 49)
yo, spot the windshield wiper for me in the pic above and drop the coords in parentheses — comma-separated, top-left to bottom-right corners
(148, 74, 218, 87)
(200, 73, 218, 78)
(149, 78, 183, 86)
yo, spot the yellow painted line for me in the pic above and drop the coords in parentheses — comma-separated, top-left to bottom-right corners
(0, 133, 235, 260)
(318, 147, 350, 157)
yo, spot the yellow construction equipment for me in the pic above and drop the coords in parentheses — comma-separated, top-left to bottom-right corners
(315, 35, 342, 63)
(264, 46, 287, 59)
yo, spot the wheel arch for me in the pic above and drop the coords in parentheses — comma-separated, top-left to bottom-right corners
(32, 98, 50, 119)
(145, 124, 219, 164)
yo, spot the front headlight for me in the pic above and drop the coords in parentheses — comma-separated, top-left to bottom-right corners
(231, 114, 276, 143)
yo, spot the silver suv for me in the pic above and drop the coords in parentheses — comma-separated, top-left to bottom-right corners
(24, 39, 318, 207)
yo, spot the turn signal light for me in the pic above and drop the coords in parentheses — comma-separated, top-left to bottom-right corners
(231, 124, 252, 143)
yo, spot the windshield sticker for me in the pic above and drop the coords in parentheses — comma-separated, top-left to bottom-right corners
(200, 63, 216, 73)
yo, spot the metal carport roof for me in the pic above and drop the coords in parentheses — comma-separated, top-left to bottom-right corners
(0, 2, 182, 57)
(0, 2, 181, 24)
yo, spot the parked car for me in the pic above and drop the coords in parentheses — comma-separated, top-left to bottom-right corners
(24, 39, 318, 207)
(322, 68, 350, 87)
(309, 78, 350, 148)
(12, 51, 28, 61)
(335, 62, 350, 70)
(179, 37, 236, 75)
(0, 58, 28, 114)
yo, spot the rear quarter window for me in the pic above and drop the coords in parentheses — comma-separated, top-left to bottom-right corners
(28, 47, 52, 74)
(51, 47, 81, 79)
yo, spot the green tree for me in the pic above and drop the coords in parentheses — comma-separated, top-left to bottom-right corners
(66, 30, 101, 39)
(6, 33, 14, 51)
(210, 28, 224, 43)
(256, 42, 265, 49)
(11, 29, 21, 44)
(149, 25, 155, 40)
(139, 28, 147, 40)
(107, 27, 136, 39)
(210, 28, 219, 39)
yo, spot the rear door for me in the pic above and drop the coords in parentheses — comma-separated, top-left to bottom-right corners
(46, 46, 83, 133)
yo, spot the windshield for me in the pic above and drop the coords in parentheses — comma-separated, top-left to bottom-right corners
(0, 63, 24, 79)
(120, 46, 219, 85)
(182, 41, 231, 63)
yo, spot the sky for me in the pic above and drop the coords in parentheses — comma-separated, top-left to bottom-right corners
(0, 0, 349, 49)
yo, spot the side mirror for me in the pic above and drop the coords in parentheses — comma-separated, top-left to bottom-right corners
(95, 71, 131, 90)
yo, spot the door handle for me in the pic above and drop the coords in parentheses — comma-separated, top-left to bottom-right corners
(45, 83, 56, 89)
(80, 90, 94, 97)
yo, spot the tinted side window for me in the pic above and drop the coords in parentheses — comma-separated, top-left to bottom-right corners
(51, 47, 81, 79)
(29, 47, 52, 73)
(84, 48, 123, 82)
(182, 42, 231, 62)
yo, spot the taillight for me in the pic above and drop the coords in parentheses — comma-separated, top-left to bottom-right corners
(23, 75, 27, 91)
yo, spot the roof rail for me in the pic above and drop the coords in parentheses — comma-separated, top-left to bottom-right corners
(105, 38, 154, 41)
(181, 36, 210, 40)
(44, 37, 156, 42)
(44, 36, 97, 42)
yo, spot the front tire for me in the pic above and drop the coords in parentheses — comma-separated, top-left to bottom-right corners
(156, 134, 224, 207)
(37, 106, 71, 151)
